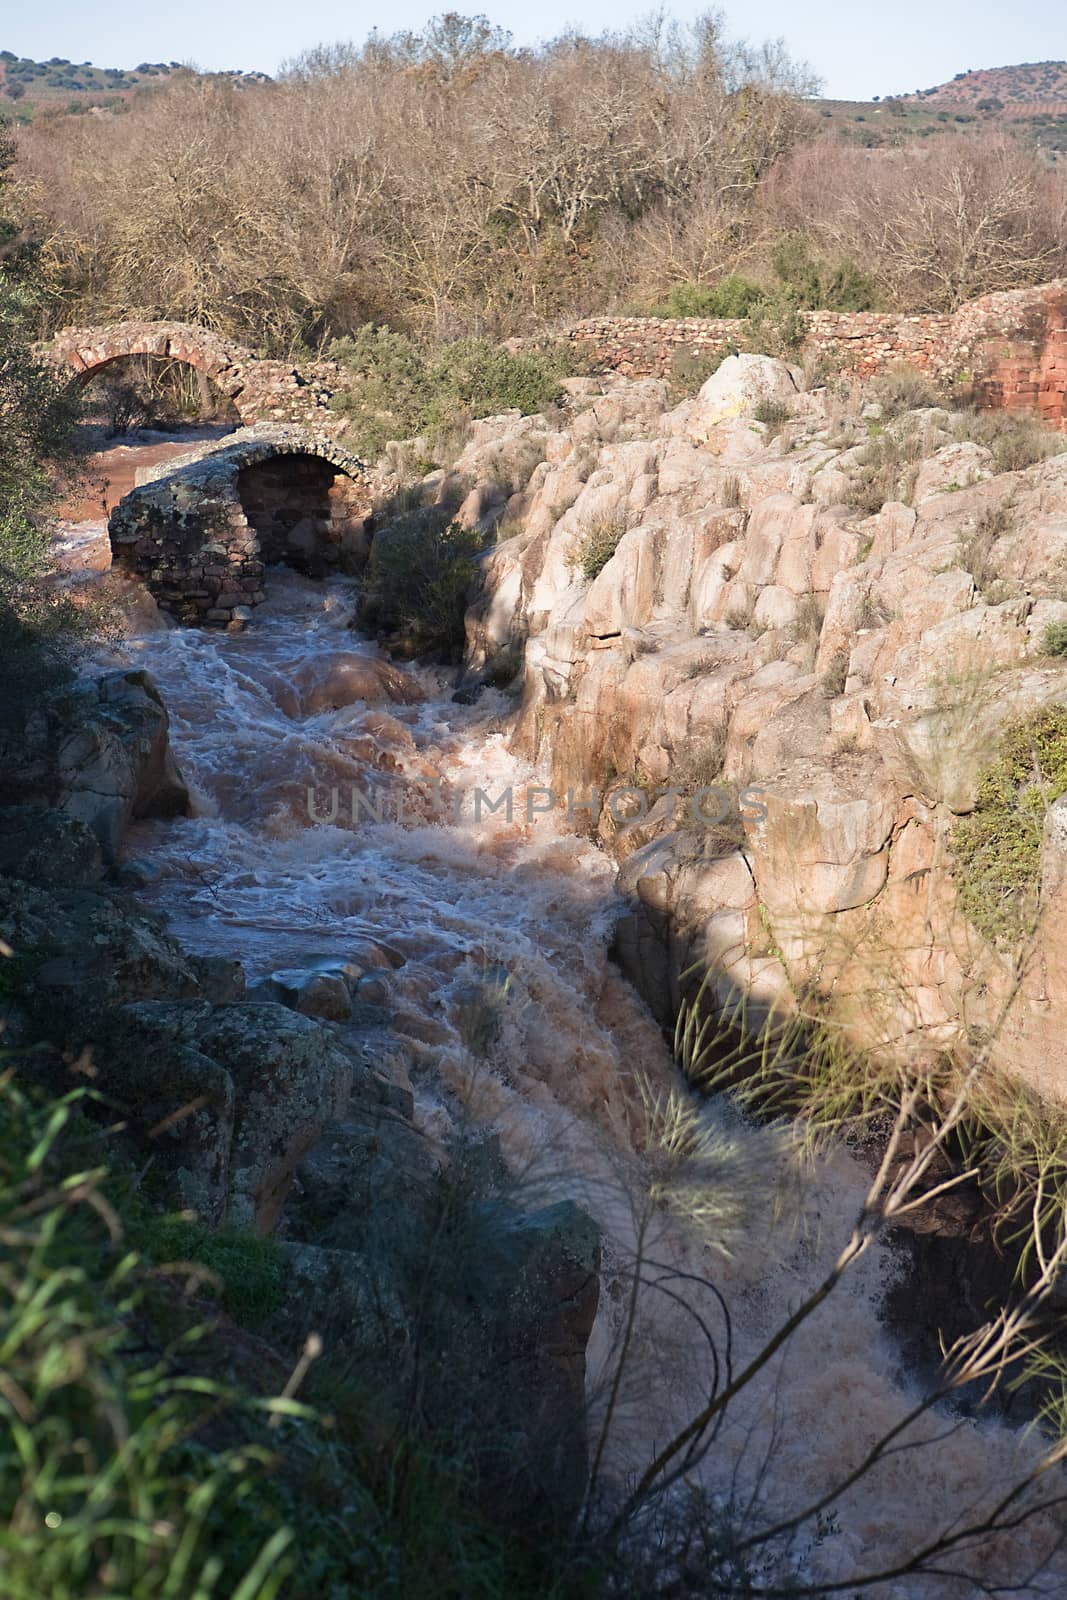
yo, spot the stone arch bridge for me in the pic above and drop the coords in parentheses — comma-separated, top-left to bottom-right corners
(108, 427, 372, 626)
(46, 320, 345, 432)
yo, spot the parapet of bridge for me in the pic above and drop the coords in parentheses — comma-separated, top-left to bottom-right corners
(46, 320, 347, 433)
(108, 427, 372, 626)
(557, 280, 1067, 425)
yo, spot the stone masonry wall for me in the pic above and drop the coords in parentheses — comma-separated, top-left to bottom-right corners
(555, 310, 959, 382)
(559, 281, 1067, 426)
(51, 284, 1067, 445)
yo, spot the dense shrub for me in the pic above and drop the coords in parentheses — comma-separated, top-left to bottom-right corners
(358, 505, 484, 656)
(869, 362, 946, 417)
(953, 409, 1067, 475)
(849, 423, 927, 513)
(1042, 621, 1067, 657)
(0, 1070, 606, 1600)
(668, 343, 730, 395)
(19, 18, 815, 350)
(0, 1077, 292, 1599)
(0, 135, 85, 717)
(765, 133, 1067, 312)
(767, 231, 878, 312)
(21, 18, 1066, 347)
(650, 274, 766, 319)
(330, 328, 574, 460)
(575, 513, 630, 581)
(649, 240, 875, 330)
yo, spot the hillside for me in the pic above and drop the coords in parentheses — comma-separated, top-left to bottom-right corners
(4, 42, 1064, 158)
(908, 60, 1067, 111)
(814, 61, 1067, 159)
(0, 50, 269, 117)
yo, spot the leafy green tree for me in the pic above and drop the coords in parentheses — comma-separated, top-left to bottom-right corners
(0, 122, 83, 704)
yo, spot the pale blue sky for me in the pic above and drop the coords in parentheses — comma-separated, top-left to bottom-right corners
(4, 0, 1063, 100)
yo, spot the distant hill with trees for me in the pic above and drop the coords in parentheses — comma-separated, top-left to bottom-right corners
(0, 49, 269, 116)
(907, 60, 1067, 112)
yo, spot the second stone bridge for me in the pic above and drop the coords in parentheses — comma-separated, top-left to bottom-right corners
(46, 318, 346, 432)
(107, 427, 372, 626)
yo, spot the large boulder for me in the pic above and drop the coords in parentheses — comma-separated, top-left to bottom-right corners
(461, 1199, 601, 1524)
(687, 354, 800, 441)
(913, 441, 994, 503)
(274, 1146, 601, 1530)
(0, 669, 188, 856)
(254, 962, 356, 1020)
(746, 765, 900, 936)
(99, 1000, 356, 1229)
(0, 806, 103, 888)
(291, 1091, 440, 1253)
(284, 652, 422, 714)
(0, 877, 200, 1020)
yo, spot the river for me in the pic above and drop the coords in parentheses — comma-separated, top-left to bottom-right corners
(87, 557, 1059, 1598)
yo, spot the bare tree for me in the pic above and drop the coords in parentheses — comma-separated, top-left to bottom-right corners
(765, 133, 1067, 310)
(16, 12, 818, 347)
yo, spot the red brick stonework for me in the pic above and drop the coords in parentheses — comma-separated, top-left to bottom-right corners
(969, 287, 1067, 425)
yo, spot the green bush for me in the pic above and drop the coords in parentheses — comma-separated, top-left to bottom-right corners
(430, 337, 570, 417)
(649, 248, 876, 324)
(0, 1076, 292, 1600)
(951, 707, 1067, 947)
(1042, 622, 1067, 657)
(0, 1073, 602, 1600)
(651, 275, 765, 320)
(330, 327, 574, 462)
(768, 232, 877, 313)
(574, 513, 630, 581)
(742, 295, 808, 357)
(129, 1214, 285, 1323)
(359, 505, 484, 657)
(328, 325, 435, 458)
(0, 138, 86, 716)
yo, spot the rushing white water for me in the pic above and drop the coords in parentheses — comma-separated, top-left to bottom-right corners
(112, 566, 1063, 1597)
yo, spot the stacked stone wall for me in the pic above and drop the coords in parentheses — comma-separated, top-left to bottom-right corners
(48, 284, 1067, 438)
(558, 281, 1067, 427)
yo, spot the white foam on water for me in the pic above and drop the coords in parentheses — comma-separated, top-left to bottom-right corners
(115, 568, 1067, 1595)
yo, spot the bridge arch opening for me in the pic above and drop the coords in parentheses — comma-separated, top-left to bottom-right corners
(236, 454, 367, 578)
(78, 352, 241, 438)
